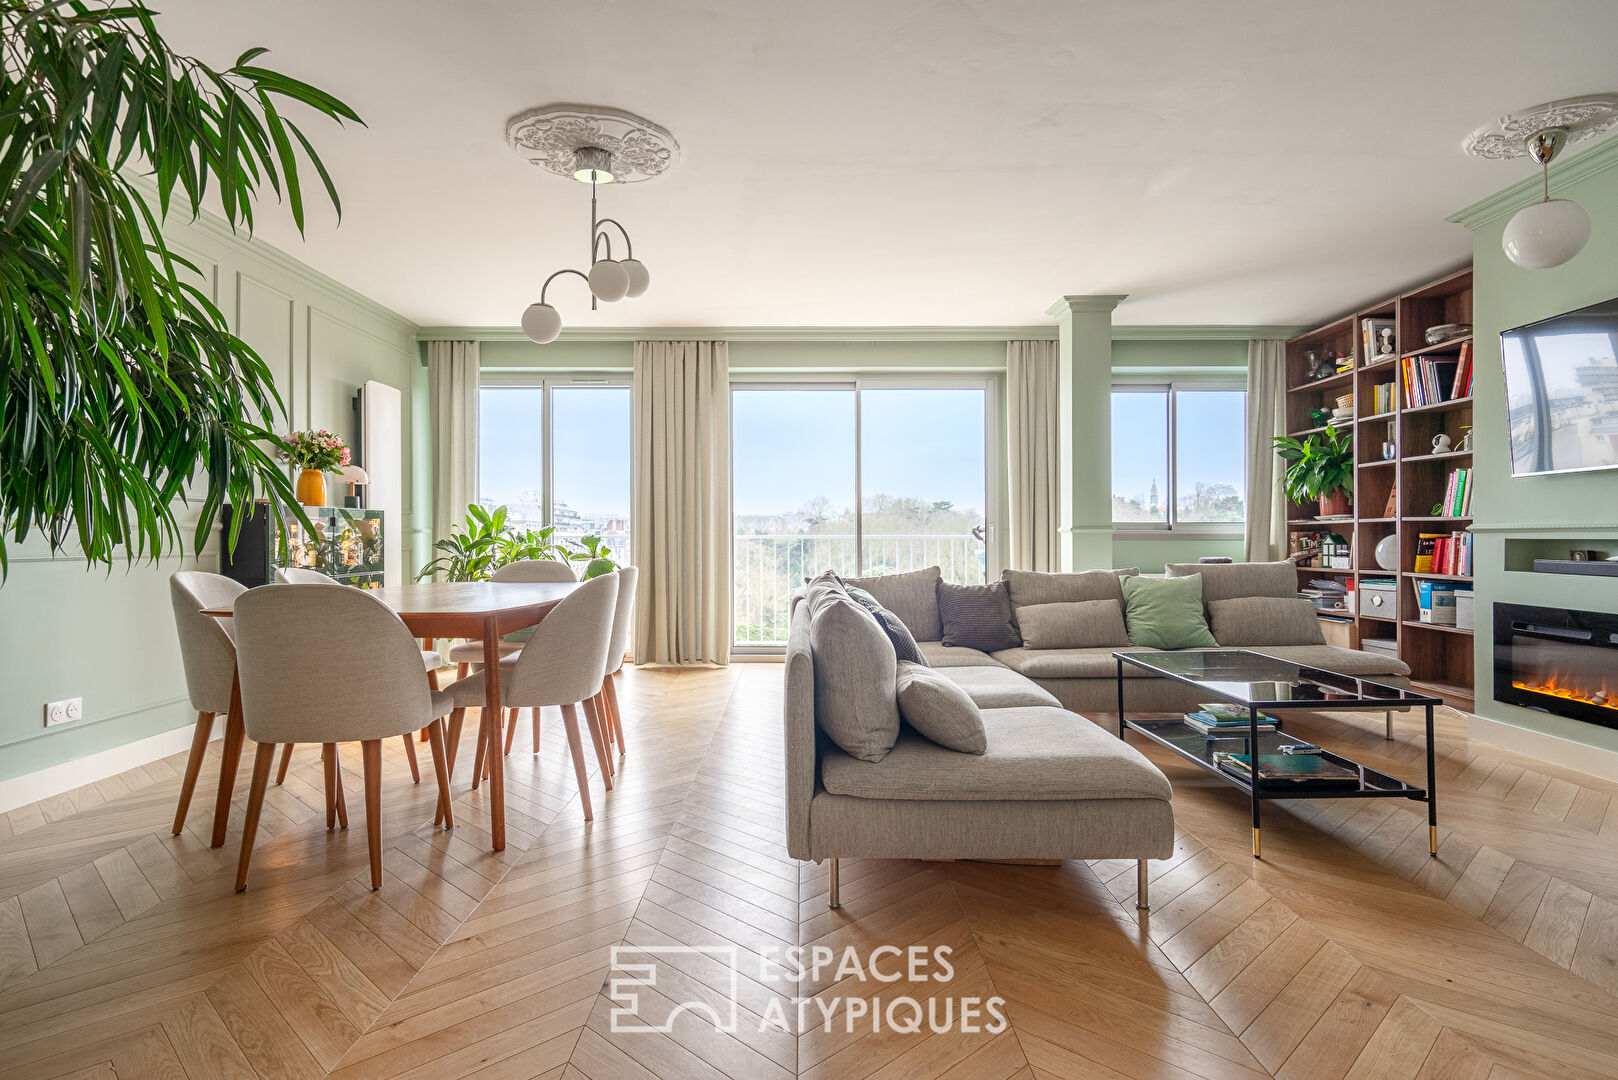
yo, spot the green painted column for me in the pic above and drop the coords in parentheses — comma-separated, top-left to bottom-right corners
(1048, 295, 1127, 571)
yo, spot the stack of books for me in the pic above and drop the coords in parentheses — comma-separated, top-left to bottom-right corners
(1403, 342, 1472, 408)
(1413, 531, 1472, 574)
(1368, 381, 1396, 415)
(1441, 467, 1473, 516)
(1185, 703, 1277, 735)
(1214, 752, 1361, 786)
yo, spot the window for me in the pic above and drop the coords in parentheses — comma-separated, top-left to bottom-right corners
(1112, 384, 1246, 529)
(731, 380, 996, 646)
(477, 379, 632, 560)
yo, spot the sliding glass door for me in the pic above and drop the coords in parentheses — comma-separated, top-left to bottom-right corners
(732, 380, 994, 646)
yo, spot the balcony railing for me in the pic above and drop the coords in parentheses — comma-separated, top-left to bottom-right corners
(734, 532, 986, 645)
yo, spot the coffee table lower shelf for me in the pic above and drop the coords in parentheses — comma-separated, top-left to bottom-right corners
(1121, 717, 1432, 858)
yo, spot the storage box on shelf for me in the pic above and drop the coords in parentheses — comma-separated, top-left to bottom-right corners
(1284, 266, 1474, 709)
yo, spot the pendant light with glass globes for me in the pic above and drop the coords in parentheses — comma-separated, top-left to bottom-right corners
(505, 105, 679, 343)
(1464, 95, 1618, 271)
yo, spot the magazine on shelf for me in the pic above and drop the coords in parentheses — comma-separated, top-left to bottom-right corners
(1214, 752, 1360, 785)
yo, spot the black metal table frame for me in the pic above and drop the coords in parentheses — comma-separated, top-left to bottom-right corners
(1113, 650, 1441, 860)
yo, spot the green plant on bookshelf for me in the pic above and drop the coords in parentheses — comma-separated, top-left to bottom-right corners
(1274, 427, 1354, 516)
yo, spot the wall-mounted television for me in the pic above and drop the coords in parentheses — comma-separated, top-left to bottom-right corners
(1501, 296, 1618, 477)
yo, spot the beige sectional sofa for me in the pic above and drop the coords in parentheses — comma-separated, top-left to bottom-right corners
(867, 560, 1410, 714)
(785, 574, 1176, 910)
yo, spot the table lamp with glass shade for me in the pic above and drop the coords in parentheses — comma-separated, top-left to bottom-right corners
(335, 464, 369, 508)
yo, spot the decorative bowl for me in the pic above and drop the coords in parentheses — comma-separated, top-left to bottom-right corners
(1425, 323, 1471, 345)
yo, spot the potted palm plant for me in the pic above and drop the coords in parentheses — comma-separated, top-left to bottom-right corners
(1274, 427, 1354, 517)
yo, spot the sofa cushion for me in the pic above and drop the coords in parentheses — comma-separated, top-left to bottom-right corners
(991, 646, 1173, 680)
(870, 606, 928, 665)
(936, 666, 1062, 708)
(1252, 644, 1411, 679)
(1165, 560, 1297, 603)
(840, 566, 943, 642)
(1122, 574, 1219, 649)
(895, 662, 987, 754)
(1001, 567, 1140, 609)
(806, 584, 901, 763)
(1017, 599, 1130, 650)
(1209, 597, 1325, 647)
(916, 640, 1005, 668)
(937, 579, 1022, 651)
(820, 706, 1173, 802)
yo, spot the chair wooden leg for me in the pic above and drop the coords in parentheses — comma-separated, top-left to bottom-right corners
(172, 711, 214, 835)
(211, 673, 245, 848)
(560, 703, 594, 821)
(234, 742, 278, 892)
(333, 746, 349, 829)
(321, 744, 341, 830)
(582, 696, 614, 792)
(436, 708, 466, 827)
(401, 732, 421, 782)
(590, 693, 615, 778)
(275, 743, 293, 785)
(471, 711, 488, 790)
(427, 718, 454, 831)
(604, 672, 627, 757)
(531, 707, 540, 753)
(504, 708, 518, 755)
(457, 662, 470, 681)
(362, 739, 383, 890)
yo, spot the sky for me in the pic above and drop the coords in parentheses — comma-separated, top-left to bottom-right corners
(479, 386, 632, 519)
(1112, 389, 1246, 509)
(731, 388, 988, 518)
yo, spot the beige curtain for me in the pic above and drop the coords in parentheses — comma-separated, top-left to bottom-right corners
(1006, 340, 1060, 571)
(633, 340, 732, 665)
(428, 340, 479, 544)
(1244, 339, 1287, 562)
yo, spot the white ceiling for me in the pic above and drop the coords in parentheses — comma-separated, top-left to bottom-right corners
(153, 0, 1618, 330)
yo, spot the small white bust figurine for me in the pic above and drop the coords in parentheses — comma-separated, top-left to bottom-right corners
(1432, 433, 1453, 453)
(1378, 327, 1395, 356)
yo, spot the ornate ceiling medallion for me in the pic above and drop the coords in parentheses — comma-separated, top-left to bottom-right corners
(505, 103, 680, 182)
(1463, 94, 1618, 159)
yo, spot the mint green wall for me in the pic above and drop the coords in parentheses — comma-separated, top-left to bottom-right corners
(0, 211, 418, 784)
(1454, 136, 1618, 756)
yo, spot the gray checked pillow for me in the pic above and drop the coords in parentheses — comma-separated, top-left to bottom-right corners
(936, 579, 1021, 652)
(894, 662, 987, 754)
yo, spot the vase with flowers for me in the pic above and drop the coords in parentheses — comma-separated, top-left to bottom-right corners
(279, 430, 351, 507)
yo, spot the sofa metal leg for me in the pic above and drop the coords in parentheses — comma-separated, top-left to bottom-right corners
(1136, 860, 1149, 910)
(828, 859, 841, 909)
(1385, 710, 1393, 740)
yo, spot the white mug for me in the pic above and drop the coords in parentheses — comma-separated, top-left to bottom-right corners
(1432, 433, 1452, 453)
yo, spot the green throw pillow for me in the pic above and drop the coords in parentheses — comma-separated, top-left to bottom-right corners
(1121, 574, 1219, 649)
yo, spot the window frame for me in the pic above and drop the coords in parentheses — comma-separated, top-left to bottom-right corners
(728, 372, 1004, 654)
(477, 372, 634, 561)
(1111, 374, 1247, 541)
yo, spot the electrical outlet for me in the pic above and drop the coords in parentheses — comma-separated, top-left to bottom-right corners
(44, 698, 82, 727)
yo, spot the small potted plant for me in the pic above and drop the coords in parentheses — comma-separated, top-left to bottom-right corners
(1274, 427, 1354, 517)
(279, 430, 351, 507)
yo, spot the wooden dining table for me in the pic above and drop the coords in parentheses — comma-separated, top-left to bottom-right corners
(202, 579, 578, 852)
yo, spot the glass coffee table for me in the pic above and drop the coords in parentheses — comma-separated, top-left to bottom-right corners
(1113, 649, 1441, 859)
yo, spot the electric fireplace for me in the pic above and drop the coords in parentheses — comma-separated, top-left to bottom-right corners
(1494, 602, 1618, 731)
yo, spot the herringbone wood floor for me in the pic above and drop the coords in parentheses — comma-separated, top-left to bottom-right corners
(0, 665, 1615, 1079)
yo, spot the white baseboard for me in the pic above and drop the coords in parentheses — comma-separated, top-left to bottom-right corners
(0, 722, 221, 815)
(1468, 713, 1618, 785)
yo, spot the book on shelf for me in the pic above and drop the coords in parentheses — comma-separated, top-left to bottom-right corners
(1214, 752, 1361, 785)
(1439, 466, 1472, 516)
(1413, 532, 1442, 573)
(1369, 381, 1395, 415)
(1187, 715, 1277, 735)
(1402, 342, 1470, 408)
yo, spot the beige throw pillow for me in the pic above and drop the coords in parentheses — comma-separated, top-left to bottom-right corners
(1207, 597, 1326, 646)
(1016, 599, 1130, 649)
(894, 662, 987, 754)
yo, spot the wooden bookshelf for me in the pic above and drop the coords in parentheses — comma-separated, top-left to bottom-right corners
(1284, 266, 1475, 710)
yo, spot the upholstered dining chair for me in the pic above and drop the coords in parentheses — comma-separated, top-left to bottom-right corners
(444, 556, 575, 676)
(169, 571, 247, 836)
(231, 583, 456, 891)
(595, 564, 637, 760)
(273, 566, 440, 785)
(442, 571, 618, 821)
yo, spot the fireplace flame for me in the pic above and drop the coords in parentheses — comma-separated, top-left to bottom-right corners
(1513, 679, 1617, 710)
